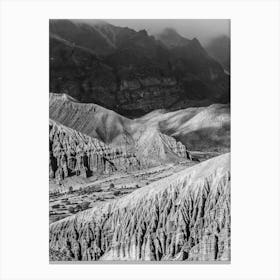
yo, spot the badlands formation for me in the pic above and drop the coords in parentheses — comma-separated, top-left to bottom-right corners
(49, 94, 191, 182)
(49, 94, 230, 262)
(49, 153, 230, 261)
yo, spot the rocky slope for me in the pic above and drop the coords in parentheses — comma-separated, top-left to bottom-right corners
(49, 93, 133, 145)
(49, 119, 141, 182)
(136, 103, 230, 152)
(50, 93, 229, 153)
(49, 20, 230, 118)
(49, 115, 190, 182)
(49, 153, 230, 261)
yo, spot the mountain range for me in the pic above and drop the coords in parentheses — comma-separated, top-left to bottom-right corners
(49, 19, 230, 118)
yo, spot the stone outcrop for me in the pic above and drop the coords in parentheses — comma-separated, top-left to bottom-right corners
(49, 153, 230, 261)
(49, 119, 141, 182)
(134, 127, 191, 164)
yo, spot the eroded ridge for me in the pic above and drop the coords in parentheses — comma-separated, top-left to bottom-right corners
(49, 117, 191, 182)
(49, 153, 230, 261)
(49, 119, 141, 181)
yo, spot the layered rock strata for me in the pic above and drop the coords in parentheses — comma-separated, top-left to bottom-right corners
(49, 153, 230, 261)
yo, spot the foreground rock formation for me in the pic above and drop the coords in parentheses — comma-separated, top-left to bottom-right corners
(49, 119, 141, 181)
(49, 153, 230, 261)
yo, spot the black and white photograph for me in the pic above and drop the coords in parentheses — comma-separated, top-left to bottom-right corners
(49, 19, 231, 262)
(1, 0, 280, 279)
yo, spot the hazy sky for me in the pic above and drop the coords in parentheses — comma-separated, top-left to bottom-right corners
(105, 19, 230, 45)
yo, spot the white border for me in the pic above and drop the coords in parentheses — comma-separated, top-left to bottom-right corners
(1, 0, 280, 279)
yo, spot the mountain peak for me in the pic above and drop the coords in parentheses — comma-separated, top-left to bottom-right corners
(156, 28, 191, 48)
(190, 37, 203, 48)
(138, 29, 148, 36)
(161, 27, 180, 36)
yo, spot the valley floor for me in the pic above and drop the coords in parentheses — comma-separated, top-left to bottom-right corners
(49, 152, 230, 262)
(49, 150, 223, 224)
(49, 158, 194, 223)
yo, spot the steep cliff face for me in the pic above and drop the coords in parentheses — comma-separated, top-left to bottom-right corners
(49, 119, 141, 182)
(49, 117, 190, 182)
(49, 153, 230, 261)
(49, 20, 230, 118)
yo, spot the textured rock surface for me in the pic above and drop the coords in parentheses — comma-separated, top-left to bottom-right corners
(49, 118, 190, 182)
(49, 119, 141, 181)
(49, 153, 230, 261)
(49, 93, 133, 145)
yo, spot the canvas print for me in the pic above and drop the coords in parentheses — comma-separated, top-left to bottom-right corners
(49, 19, 230, 262)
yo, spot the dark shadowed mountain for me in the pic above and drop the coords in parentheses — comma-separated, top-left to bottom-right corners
(205, 35, 230, 72)
(49, 20, 230, 118)
(49, 20, 116, 55)
(155, 28, 192, 48)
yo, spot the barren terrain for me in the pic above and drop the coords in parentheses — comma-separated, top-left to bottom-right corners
(50, 153, 230, 261)
(49, 19, 230, 262)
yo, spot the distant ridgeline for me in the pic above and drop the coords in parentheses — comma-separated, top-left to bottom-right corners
(49, 20, 230, 118)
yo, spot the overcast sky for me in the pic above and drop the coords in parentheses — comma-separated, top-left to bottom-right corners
(105, 19, 230, 45)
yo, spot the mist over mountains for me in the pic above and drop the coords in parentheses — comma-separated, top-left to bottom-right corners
(206, 35, 230, 72)
(49, 19, 230, 118)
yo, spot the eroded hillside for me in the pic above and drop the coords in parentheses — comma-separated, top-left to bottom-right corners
(50, 93, 229, 153)
(137, 103, 230, 152)
(49, 116, 190, 182)
(49, 153, 230, 261)
(49, 119, 141, 181)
